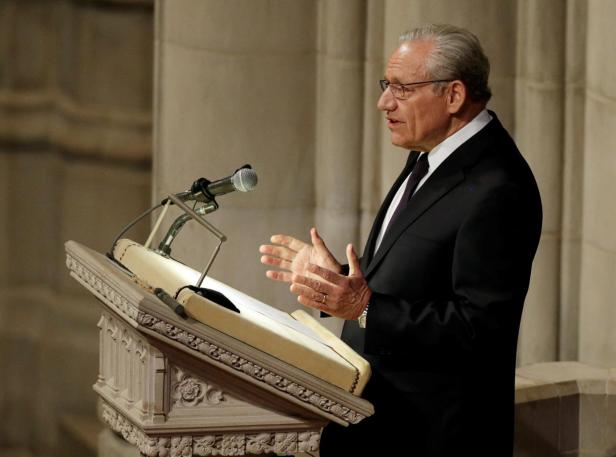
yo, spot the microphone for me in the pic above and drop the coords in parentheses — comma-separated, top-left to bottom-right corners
(165, 165, 258, 204)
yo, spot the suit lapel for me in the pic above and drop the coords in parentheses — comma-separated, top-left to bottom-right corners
(364, 112, 504, 278)
(364, 166, 464, 277)
(361, 151, 420, 271)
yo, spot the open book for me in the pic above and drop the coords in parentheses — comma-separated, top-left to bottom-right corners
(112, 239, 371, 396)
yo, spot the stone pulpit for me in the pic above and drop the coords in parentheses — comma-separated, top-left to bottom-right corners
(65, 239, 373, 457)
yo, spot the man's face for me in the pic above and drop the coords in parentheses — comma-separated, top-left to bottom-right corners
(377, 41, 451, 152)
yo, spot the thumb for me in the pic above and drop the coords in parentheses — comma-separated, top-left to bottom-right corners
(346, 244, 362, 277)
(311, 227, 326, 250)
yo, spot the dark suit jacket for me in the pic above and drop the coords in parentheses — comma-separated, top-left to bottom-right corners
(319, 112, 542, 456)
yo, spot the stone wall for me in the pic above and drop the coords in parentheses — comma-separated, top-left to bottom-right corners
(152, 0, 615, 368)
(152, 0, 320, 323)
(2, 0, 616, 455)
(0, 0, 152, 455)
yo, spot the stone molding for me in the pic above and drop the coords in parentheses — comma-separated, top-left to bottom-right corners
(515, 361, 615, 403)
(100, 400, 320, 456)
(66, 253, 140, 322)
(137, 312, 365, 425)
(0, 89, 151, 162)
(80, 0, 154, 7)
(66, 248, 368, 425)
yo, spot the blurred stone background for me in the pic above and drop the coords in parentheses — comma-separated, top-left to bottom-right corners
(1, 0, 615, 456)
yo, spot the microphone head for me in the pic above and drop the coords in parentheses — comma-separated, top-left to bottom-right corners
(232, 168, 258, 192)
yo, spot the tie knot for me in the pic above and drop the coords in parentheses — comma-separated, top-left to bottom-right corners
(414, 152, 429, 175)
(403, 153, 430, 202)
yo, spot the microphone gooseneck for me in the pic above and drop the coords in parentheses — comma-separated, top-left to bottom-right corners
(155, 165, 257, 257)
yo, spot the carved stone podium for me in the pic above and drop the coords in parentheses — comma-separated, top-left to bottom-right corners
(65, 240, 373, 456)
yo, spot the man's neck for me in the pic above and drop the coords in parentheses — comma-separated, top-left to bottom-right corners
(444, 102, 487, 140)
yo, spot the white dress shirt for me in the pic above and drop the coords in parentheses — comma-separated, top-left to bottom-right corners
(373, 109, 493, 254)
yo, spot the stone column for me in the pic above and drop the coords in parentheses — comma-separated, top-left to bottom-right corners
(559, 0, 588, 361)
(314, 0, 365, 260)
(579, 0, 616, 367)
(360, 0, 385, 244)
(514, 0, 566, 365)
(312, 0, 367, 334)
(153, 0, 317, 312)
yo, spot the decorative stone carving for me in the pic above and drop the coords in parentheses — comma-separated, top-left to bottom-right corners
(135, 339, 148, 363)
(108, 320, 120, 341)
(101, 400, 320, 456)
(101, 401, 171, 456)
(297, 431, 321, 453)
(192, 436, 215, 456)
(122, 328, 134, 350)
(137, 312, 365, 424)
(171, 436, 192, 457)
(171, 366, 226, 407)
(66, 241, 377, 457)
(67, 249, 368, 424)
(66, 253, 139, 321)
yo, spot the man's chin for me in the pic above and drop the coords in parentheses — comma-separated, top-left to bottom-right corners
(390, 135, 413, 150)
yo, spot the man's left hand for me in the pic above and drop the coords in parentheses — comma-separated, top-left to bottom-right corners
(290, 244, 371, 320)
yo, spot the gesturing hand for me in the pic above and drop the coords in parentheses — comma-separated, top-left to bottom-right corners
(259, 227, 342, 283)
(290, 244, 371, 321)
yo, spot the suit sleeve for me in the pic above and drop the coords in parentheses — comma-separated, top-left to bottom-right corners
(364, 184, 541, 359)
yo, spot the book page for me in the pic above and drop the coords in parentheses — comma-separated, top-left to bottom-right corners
(195, 276, 327, 346)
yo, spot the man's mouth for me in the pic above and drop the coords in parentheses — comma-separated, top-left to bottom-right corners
(387, 117, 402, 127)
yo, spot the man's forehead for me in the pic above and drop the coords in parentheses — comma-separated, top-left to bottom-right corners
(385, 40, 433, 80)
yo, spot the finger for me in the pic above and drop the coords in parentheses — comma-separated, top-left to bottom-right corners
(289, 283, 327, 304)
(296, 294, 328, 312)
(270, 234, 306, 253)
(292, 273, 335, 295)
(310, 227, 327, 250)
(346, 244, 362, 276)
(307, 263, 344, 286)
(260, 255, 292, 270)
(265, 270, 293, 282)
(259, 244, 296, 261)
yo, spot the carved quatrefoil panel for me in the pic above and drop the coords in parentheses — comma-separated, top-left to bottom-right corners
(171, 366, 229, 408)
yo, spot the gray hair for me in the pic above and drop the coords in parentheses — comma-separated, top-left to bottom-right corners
(399, 24, 492, 102)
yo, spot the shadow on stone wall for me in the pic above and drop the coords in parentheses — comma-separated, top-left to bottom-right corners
(0, 1, 153, 455)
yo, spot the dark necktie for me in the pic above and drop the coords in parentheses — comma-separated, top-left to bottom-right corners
(388, 152, 430, 224)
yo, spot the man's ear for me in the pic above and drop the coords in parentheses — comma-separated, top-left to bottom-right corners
(446, 80, 467, 114)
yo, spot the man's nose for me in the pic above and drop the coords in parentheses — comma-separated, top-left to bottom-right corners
(377, 88, 396, 112)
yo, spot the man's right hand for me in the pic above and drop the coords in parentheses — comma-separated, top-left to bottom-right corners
(259, 227, 342, 283)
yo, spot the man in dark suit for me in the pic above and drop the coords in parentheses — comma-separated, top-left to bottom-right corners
(259, 24, 541, 456)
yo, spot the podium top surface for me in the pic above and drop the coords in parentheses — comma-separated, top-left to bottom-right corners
(112, 238, 370, 394)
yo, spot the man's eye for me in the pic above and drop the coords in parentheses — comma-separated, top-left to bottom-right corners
(397, 86, 409, 96)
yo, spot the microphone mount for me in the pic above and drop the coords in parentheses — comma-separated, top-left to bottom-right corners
(156, 199, 218, 257)
(157, 194, 227, 288)
(190, 177, 215, 202)
(108, 165, 256, 288)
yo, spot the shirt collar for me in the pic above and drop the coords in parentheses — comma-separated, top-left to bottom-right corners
(423, 109, 493, 171)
